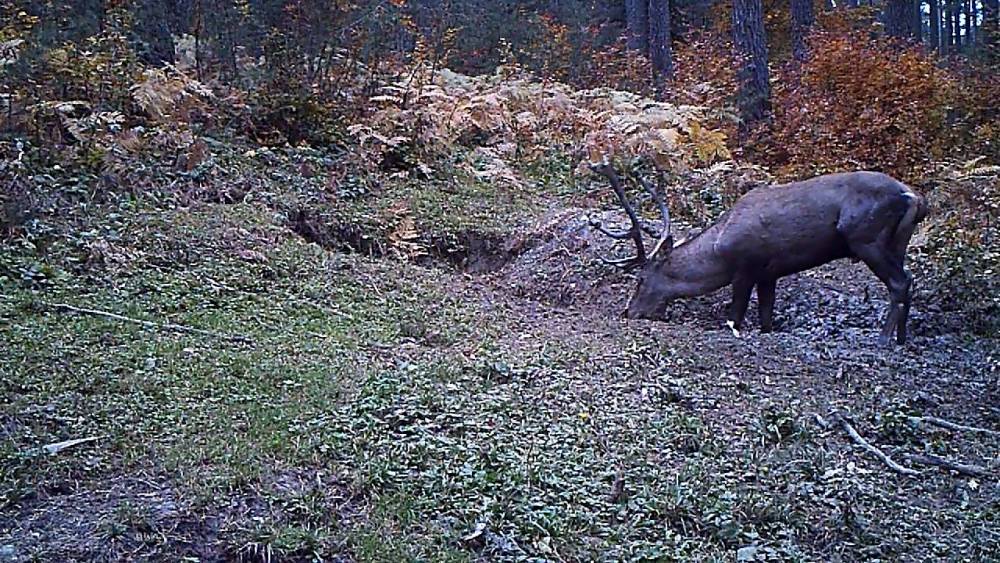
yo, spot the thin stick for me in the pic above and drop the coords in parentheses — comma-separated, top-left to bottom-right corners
(909, 416, 1000, 437)
(904, 453, 989, 478)
(836, 415, 920, 476)
(812, 412, 830, 429)
(42, 436, 102, 455)
(44, 302, 251, 344)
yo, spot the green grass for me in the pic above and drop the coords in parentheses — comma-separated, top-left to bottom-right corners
(0, 207, 794, 560)
(2, 152, 998, 561)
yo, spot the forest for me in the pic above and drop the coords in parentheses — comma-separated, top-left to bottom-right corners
(1, 0, 998, 561)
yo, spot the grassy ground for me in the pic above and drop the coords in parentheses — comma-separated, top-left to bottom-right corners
(1, 149, 998, 562)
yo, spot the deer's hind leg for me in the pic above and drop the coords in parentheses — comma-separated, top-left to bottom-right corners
(757, 278, 777, 333)
(850, 241, 913, 345)
(890, 199, 921, 344)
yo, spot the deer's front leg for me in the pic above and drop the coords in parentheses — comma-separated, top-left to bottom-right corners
(727, 275, 754, 337)
(757, 278, 777, 333)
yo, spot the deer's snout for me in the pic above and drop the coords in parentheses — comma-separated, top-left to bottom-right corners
(626, 293, 670, 320)
(624, 304, 654, 320)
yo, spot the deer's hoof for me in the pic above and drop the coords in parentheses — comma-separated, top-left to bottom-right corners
(726, 320, 742, 338)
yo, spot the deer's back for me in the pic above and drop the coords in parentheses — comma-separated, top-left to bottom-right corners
(709, 171, 915, 277)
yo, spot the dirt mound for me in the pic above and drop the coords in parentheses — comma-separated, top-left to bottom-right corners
(495, 207, 634, 310)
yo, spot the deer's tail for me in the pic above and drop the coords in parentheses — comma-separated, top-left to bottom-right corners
(894, 188, 927, 244)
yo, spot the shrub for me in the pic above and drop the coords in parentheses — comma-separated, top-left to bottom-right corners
(918, 160, 1000, 334)
(585, 36, 656, 97)
(669, 32, 740, 140)
(346, 64, 732, 191)
(768, 31, 961, 181)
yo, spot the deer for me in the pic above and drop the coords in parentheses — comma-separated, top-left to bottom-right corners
(589, 163, 928, 345)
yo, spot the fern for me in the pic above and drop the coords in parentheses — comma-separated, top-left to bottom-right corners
(352, 64, 733, 185)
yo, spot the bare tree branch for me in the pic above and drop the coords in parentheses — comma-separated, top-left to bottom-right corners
(904, 453, 989, 478)
(834, 413, 920, 476)
(909, 416, 1000, 437)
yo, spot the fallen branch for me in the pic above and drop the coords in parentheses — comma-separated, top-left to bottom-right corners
(42, 436, 102, 455)
(908, 416, 1000, 437)
(904, 453, 989, 478)
(44, 302, 251, 343)
(834, 414, 920, 476)
(812, 412, 830, 430)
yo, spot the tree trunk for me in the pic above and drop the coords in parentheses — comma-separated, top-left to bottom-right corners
(964, 0, 973, 45)
(953, 0, 963, 49)
(969, 0, 978, 44)
(944, 0, 954, 52)
(791, 0, 815, 60)
(626, 0, 649, 52)
(885, 0, 917, 38)
(648, 0, 674, 85)
(731, 0, 771, 128)
(913, 0, 923, 42)
(930, 0, 940, 49)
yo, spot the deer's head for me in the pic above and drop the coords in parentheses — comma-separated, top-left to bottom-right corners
(627, 252, 678, 319)
(588, 163, 677, 320)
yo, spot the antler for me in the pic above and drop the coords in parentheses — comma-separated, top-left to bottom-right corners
(589, 163, 673, 269)
(630, 172, 672, 258)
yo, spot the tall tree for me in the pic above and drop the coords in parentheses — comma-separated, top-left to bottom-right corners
(969, 0, 983, 43)
(649, 0, 674, 85)
(731, 0, 771, 128)
(885, 0, 917, 38)
(964, 0, 974, 45)
(930, 0, 941, 49)
(791, 0, 815, 60)
(944, 0, 955, 52)
(953, 0, 963, 49)
(626, 0, 649, 52)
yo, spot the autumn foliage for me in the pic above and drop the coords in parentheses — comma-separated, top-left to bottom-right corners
(670, 33, 740, 136)
(348, 63, 730, 190)
(767, 30, 995, 180)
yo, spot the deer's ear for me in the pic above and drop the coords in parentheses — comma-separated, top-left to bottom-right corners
(649, 236, 674, 262)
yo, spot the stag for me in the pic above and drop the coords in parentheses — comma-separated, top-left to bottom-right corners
(590, 164, 928, 345)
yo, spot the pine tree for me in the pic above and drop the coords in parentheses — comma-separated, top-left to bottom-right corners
(791, 0, 815, 60)
(732, 0, 771, 127)
(649, 0, 674, 85)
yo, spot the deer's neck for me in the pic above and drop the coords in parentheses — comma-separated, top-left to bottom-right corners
(663, 230, 734, 297)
